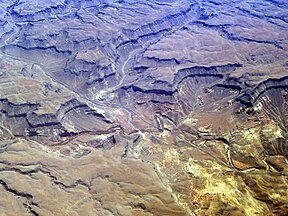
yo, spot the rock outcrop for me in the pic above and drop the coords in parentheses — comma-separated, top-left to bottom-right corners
(0, 0, 287, 215)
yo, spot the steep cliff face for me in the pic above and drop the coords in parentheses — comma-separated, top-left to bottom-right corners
(0, 0, 287, 215)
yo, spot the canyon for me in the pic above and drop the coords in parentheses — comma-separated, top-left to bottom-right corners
(0, 0, 287, 215)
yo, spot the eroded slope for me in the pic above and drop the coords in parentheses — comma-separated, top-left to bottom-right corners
(0, 0, 287, 215)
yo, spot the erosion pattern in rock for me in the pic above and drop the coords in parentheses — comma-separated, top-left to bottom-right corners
(0, 0, 287, 215)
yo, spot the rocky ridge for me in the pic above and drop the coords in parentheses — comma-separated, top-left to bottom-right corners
(0, 0, 287, 215)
